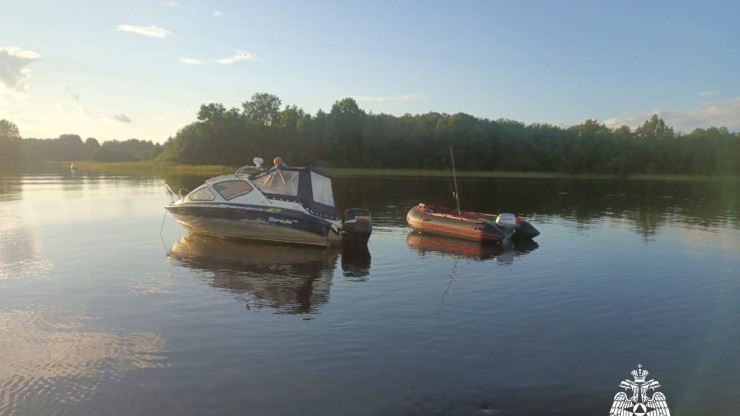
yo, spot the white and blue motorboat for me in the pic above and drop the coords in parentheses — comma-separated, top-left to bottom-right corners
(165, 158, 372, 247)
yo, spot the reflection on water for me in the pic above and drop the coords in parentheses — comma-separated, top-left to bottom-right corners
(0, 177, 53, 280)
(327, 176, 740, 236)
(0, 221, 53, 280)
(0, 308, 167, 415)
(0, 175, 23, 201)
(406, 232, 539, 264)
(170, 233, 340, 314)
(1, 173, 739, 415)
(341, 246, 371, 280)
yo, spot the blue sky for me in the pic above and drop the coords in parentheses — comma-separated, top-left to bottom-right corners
(2, 0, 739, 142)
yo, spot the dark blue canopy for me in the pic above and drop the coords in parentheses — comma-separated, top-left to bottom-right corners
(250, 166, 338, 220)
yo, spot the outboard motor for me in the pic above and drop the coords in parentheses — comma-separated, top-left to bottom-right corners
(495, 213, 518, 239)
(342, 208, 372, 247)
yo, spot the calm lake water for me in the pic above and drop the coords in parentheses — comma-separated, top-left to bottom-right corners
(1, 171, 739, 415)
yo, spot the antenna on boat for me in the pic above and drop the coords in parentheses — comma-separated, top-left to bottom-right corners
(449, 146, 462, 217)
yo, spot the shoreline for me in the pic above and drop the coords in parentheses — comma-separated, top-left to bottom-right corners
(56, 161, 740, 182)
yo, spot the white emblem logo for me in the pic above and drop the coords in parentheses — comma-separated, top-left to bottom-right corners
(268, 216, 296, 225)
(610, 365, 670, 416)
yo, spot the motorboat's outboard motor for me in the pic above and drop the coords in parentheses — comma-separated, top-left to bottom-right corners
(342, 208, 372, 247)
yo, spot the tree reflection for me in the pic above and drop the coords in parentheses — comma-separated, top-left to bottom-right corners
(334, 177, 740, 238)
(0, 175, 23, 201)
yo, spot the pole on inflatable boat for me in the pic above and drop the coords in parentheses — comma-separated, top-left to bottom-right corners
(449, 146, 462, 218)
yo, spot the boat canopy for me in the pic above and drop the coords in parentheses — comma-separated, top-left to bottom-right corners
(250, 166, 338, 220)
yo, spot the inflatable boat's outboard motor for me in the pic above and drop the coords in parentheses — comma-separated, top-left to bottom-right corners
(496, 213, 540, 241)
(495, 213, 518, 239)
(513, 219, 540, 241)
(342, 208, 372, 247)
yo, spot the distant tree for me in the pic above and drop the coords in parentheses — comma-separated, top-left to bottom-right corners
(635, 114, 675, 140)
(90, 138, 161, 162)
(570, 119, 610, 138)
(242, 93, 282, 126)
(57, 134, 83, 145)
(52, 134, 86, 160)
(83, 138, 100, 159)
(197, 103, 227, 122)
(279, 105, 305, 132)
(0, 121, 23, 170)
(296, 113, 313, 134)
(330, 97, 363, 117)
(613, 125, 632, 136)
(0, 119, 20, 139)
(0, 137, 23, 170)
(325, 98, 366, 166)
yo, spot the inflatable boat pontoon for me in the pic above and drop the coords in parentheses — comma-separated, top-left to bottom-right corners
(406, 203, 539, 243)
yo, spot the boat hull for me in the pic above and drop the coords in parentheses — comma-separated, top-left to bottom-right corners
(406, 205, 505, 242)
(166, 203, 341, 246)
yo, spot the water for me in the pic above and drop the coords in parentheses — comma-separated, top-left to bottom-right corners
(1, 172, 738, 415)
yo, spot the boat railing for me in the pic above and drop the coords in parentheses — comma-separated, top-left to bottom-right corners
(203, 165, 260, 184)
(235, 165, 253, 175)
(164, 184, 179, 203)
(205, 174, 234, 183)
(235, 157, 266, 176)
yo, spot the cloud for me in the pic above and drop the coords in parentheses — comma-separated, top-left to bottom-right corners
(64, 86, 132, 123)
(65, 85, 89, 116)
(604, 97, 740, 132)
(65, 85, 80, 102)
(111, 113, 132, 123)
(604, 113, 651, 129)
(682, 97, 740, 130)
(698, 90, 721, 97)
(215, 50, 256, 64)
(180, 58, 205, 65)
(213, 10, 223, 17)
(116, 24, 171, 38)
(353, 93, 427, 102)
(0, 46, 42, 97)
(163, 1, 178, 7)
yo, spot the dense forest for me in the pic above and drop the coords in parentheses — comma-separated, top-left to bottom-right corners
(159, 94, 739, 175)
(2, 93, 739, 175)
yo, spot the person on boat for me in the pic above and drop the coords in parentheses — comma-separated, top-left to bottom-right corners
(273, 157, 287, 168)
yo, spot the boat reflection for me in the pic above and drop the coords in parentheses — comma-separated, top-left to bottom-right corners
(340, 245, 371, 279)
(406, 232, 538, 264)
(170, 233, 340, 314)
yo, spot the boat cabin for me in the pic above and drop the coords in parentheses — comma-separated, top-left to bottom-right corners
(182, 166, 339, 220)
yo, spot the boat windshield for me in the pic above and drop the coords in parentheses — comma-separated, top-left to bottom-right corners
(250, 169, 299, 196)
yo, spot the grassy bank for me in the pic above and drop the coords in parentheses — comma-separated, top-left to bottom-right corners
(323, 168, 740, 182)
(69, 160, 235, 176)
(66, 161, 739, 182)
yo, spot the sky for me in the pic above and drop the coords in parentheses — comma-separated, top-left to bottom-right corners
(2, 0, 739, 143)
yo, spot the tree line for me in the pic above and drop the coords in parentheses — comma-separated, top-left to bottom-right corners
(3, 93, 739, 175)
(1, 119, 161, 171)
(159, 93, 739, 175)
